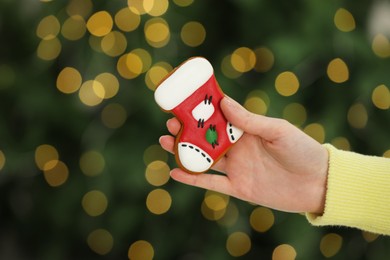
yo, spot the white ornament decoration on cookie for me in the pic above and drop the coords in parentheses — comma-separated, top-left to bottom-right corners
(178, 142, 213, 173)
(227, 122, 244, 143)
(154, 58, 213, 111)
(191, 99, 215, 123)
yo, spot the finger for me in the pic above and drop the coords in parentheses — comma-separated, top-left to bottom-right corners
(221, 96, 286, 141)
(159, 135, 175, 154)
(167, 117, 181, 136)
(170, 168, 233, 195)
(210, 156, 227, 174)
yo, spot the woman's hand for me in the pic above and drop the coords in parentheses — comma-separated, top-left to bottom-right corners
(159, 96, 329, 214)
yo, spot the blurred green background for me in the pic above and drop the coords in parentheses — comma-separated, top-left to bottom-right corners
(1, 0, 390, 259)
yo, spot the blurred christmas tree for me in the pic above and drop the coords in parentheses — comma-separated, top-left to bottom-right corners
(0, 0, 389, 259)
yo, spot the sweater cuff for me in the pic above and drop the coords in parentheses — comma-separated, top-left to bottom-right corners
(306, 144, 390, 235)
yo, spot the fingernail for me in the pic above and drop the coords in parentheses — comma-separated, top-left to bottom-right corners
(223, 95, 238, 108)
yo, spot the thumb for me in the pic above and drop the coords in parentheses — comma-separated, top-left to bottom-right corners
(220, 96, 285, 141)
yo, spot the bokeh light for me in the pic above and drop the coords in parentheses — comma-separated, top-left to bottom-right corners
(145, 62, 172, 91)
(217, 202, 239, 227)
(132, 48, 152, 73)
(362, 231, 379, 242)
(127, 0, 147, 15)
(303, 123, 325, 143)
(86, 11, 113, 37)
(80, 150, 105, 177)
(327, 58, 349, 83)
(36, 15, 60, 40)
(61, 15, 86, 41)
(334, 8, 356, 32)
(87, 229, 113, 255)
(117, 52, 144, 79)
(145, 160, 170, 186)
(95, 72, 120, 99)
(244, 90, 270, 115)
(144, 0, 169, 17)
(56, 67, 82, 94)
(231, 47, 256, 73)
(244, 96, 268, 115)
(250, 206, 275, 233)
(331, 137, 351, 151)
(181, 21, 206, 47)
(82, 190, 108, 217)
(115, 7, 141, 32)
(221, 55, 242, 79)
(128, 240, 154, 260)
(43, 160, 69, 187)
(66, 0, 92, 17)
(372, 84, 390, 109)
(35, 144, 59, 171)
(78, 80, 104, 106)
(37, 38, 62, 61)
(226, 231, 251, 257)
(347, 103, 368, 129)
(101, 31, 127, 57)
(146, 188, 172, 215)
(320, 233, 343, 258)
(143, 144, 169, 165)
(173, 0, 194, 7)
(201, 190, 229, 221)
(254, 47, 274, 73)
(283, 103, 307, 126)
(144, 18, 170, 48)
(371, 34, 390, 58)
(275, 71, 300, 96)
(272, 244, 297, 260)
(101, 103, 127, 129)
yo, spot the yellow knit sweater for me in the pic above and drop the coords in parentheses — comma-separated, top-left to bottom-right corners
(307, 144, 390, 235)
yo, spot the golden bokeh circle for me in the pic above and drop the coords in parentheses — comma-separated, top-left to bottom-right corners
(145, 160, 170, 186)
(275, 71, 300, 96)
(86, 11, 113, 37)
(43, 160, 69, 187)
(226, 232, 251, 257)
(272, 244, 297, 260)
(101, 103, 127, 129)
(250, 207, 275, 233)
(57, 67, 82, 94)
(327, 58, 349, 83)
(181, 21, 206, 47)
(87, 229, 114, 255)
(82, 190, 108, 217)
(320, 233, 343, 258)
(128, 240, 154, 260)
(146, 188, 172, 215)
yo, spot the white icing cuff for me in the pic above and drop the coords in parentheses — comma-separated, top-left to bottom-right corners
(154, 57, 213, 111)
(177, 142, 213, 173)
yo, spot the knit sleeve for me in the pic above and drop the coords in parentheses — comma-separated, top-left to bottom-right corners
(306, 144, 390, 235)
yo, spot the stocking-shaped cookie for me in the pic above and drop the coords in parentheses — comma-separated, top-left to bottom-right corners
(154, 57, 243, 173)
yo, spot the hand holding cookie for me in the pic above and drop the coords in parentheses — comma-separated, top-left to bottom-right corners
(154, 57, 243, 173)
(159, 95, 329, 214)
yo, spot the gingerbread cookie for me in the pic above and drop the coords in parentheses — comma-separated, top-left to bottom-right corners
(154, 57, 243, 173)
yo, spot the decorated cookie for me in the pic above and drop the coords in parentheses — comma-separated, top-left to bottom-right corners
(154, 57, 243, 173)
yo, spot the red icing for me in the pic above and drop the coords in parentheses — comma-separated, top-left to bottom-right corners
(172, 75, 231, 162)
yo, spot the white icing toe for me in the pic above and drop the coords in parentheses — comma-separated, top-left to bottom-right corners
(226, 122, 243, 143)
(178, 142, 213, 173)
